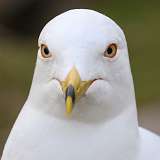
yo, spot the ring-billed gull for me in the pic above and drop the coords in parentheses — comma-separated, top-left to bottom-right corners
(1, 9, 160, 160)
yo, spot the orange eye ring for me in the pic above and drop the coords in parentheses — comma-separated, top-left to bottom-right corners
(104, 43, 117, 58)
(41, 44, 52, 58)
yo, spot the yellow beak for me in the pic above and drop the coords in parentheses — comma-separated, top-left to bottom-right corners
(60, 67, 93, 114)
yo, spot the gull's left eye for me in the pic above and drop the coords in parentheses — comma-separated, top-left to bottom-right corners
(41, 44, 52, 58)
(104, 43, 117, 58)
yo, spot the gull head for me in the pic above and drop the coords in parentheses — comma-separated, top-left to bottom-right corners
(29, 9, 136, 123)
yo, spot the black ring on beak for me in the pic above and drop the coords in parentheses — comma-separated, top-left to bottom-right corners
(65, 85, 75, 104)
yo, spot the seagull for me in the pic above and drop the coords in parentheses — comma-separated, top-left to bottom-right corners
(1, 9, 160, 160)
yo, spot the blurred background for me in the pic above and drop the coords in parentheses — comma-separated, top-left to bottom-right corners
(0, 0, 160, 154)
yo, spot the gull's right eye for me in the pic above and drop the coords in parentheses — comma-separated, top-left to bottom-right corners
(41, 44, 52, 58)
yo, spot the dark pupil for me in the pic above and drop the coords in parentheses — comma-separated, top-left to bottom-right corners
(44, 47, 49, 55)
(107, 47, 113, 54)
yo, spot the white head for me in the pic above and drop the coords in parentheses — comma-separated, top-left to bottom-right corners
(28, 9, 136, 123)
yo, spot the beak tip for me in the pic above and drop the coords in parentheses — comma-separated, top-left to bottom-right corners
(65, 96, 73, 114)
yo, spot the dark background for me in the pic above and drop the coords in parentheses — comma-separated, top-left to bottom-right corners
(0, 0, 160, 154)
